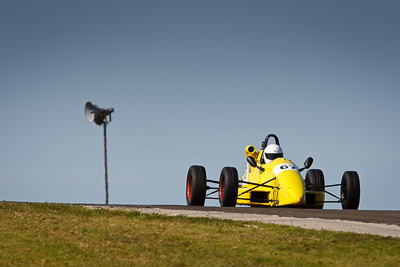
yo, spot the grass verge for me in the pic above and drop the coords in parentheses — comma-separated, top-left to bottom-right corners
(0, 202, 399, 266)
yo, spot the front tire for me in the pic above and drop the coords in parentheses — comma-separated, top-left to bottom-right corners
(305, 169, 325, 191)
(186, 165, 207, 206)
(341, 171, 360, 210)
(305, 169, 325, 209)
(219, 167, 238, 207)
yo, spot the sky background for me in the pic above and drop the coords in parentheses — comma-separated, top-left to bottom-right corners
(1, 1, 399, 210)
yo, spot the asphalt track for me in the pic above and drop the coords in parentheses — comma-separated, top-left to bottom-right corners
(82, 204, 400, 238)
(88, 205, 400, 225)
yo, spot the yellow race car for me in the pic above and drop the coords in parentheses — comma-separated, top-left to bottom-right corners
(186, 134, 360, 209)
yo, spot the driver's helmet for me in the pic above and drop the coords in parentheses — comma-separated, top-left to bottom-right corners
(263, 144, 284, 163)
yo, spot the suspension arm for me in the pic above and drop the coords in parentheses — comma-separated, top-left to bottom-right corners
(238, 178, 277, 197)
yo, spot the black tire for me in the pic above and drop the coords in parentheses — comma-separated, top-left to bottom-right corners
(341, 171, 360, 210)
(186, 165, 207, 206)
(219, 167, 238, 207)
(305, 169, 325, 191)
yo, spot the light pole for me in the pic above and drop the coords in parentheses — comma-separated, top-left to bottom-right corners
(85, 101, 114, 205)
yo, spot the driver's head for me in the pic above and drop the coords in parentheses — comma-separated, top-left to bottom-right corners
(263, 144, 284, 163)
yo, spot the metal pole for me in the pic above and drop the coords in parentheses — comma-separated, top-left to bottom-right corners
(103, 116, 109, 205)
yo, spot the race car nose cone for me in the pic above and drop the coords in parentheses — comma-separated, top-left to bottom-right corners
(277, 186, 306, 206)
(276, 171, 306, 206)
(290, 188, 306, 205)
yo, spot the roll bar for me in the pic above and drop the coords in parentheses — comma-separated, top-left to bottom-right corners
(261, 134, 280, 149)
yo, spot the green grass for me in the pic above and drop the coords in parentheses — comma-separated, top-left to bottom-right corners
(0, 202, 399, 266)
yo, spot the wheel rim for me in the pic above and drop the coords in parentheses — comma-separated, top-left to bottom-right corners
(187, 175, 192, 200)
(341, 180, 347, 204)
(219, 175, 224, 200)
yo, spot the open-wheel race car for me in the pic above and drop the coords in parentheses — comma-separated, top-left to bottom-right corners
(186, 134, 360, 209)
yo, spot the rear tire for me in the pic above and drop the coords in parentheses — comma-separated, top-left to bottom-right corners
(305, 169, 325, 191)
(219, 167, 238, 207)
(341, 171, 360, 210)
(186, 165, 207, 206)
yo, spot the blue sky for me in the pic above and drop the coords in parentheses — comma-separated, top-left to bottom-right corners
(1, 1, 399, 210)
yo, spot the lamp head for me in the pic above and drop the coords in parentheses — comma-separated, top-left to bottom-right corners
(85, 101, 114, 125)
